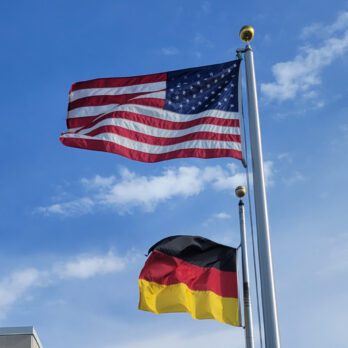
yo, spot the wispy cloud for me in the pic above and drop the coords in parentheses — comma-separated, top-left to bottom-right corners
(200, 1, 211, 15)
(213, 212, 231, 220)
(202, 211, 231, 227)
(191, 32, 214, 59)
(38, 164, 254, 216)
(264, 161, 275, 187)
(160, 47, 179, 56)
(193, 33, 214, 49)
(318, 233, 348, 276)
(37, 197, 95, 216)
(277, 152, 293, 163)
(38, 163, 276, 217)
(271, 103, 325, 119)
(54, 252, 125, 279)
(101, 166, 208, 212)
(0, 268, 43, 316)
(0, 251, 126, 316)
(300, 12, 348, 40)
(282, 171, 306, 186)
(261, 11, 348, 103)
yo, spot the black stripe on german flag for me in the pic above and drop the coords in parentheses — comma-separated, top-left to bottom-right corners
(138, 235, 240, 326)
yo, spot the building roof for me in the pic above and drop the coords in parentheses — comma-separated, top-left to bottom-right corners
(0, 326, 43, 348)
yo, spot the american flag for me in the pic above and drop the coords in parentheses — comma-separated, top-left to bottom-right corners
(60, 59, 243, 163)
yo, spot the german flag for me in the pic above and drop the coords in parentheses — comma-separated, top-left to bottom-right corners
(138, 235, 240, 326)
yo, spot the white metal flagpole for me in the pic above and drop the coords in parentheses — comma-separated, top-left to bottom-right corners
(235, 186, 255, 348)
(239, 26, 281, 348)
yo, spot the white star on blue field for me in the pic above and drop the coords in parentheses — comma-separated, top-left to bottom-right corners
(165, 60, 239, 113)
(1, 1, 348, 348)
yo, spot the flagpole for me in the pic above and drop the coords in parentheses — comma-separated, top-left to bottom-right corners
(239, 26, 281, 348)
(236, 186, 255, 348)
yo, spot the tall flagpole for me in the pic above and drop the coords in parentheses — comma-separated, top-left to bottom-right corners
(239, 26, 281, 348)
(236, 186, 255, 348)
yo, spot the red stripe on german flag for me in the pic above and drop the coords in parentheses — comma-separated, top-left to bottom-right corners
(140, 250, 238, 298)
(138, 235, 240, 326)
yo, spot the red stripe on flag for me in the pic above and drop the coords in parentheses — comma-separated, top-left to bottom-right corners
(139, 250, 238, 298)
(127, 98, 166, 108)
(70, 73, 167, 91)
(84, 126, 241, 145)
(68, 92, 161, 110)
(70, 111, 240, 132)
(60, 137, 243, 163)
(67, 99, 166, 126)
(67, 116, 97, 129)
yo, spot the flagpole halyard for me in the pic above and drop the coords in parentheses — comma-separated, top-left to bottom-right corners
(240, 26, 281, 348)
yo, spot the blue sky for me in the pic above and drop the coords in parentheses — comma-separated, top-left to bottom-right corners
(1, 1, 348, 347)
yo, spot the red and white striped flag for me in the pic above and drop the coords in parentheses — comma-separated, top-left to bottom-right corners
(60, 60, 243, 163)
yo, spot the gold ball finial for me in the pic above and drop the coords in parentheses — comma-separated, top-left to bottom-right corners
(240, 25, 255, 43)
(235, 186, 246, 198)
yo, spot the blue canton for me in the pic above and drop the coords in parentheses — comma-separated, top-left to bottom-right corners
(165, 60, 240, 114)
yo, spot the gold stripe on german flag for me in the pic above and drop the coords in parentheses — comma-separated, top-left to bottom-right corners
(138, 235, 240, 326)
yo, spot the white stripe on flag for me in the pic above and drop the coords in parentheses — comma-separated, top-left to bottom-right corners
(78, 118, 240, 137)
(61, 132, 242, 153)
(69, 104, 120, 118)
(68, 103, 241, 121)
(69, 81, 166, 102)
(133, 91, 166, 99)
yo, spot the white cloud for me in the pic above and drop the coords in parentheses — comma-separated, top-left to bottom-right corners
(263, 160, 275, 187)
(37, 197, 95, 216)
(39, 163, 275, 216)
(39, 165, 251, 215)
(54, 252, 125, 279)
(213, 212, 231, 220)
(0, 251, 126, 316)
(101, 166, 206, 212)
(301, 12, 348, 39)
(0, 268, 42, 315)
(210, 164, 247, 190)
(300, 23, 324, 40)
(81, 175, 115, 189)
(261, 11, 348, 103)
(202, 211, 232, 227)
